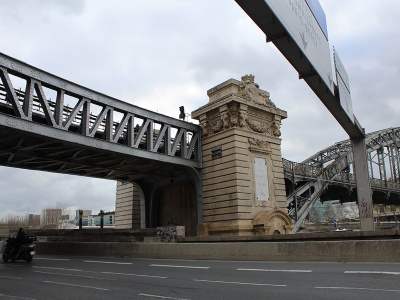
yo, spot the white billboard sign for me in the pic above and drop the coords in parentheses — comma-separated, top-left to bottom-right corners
(337, 75, 354, 123)
(334, 49, 354, 123)
(264, 0, 334, 94)
(333, 48, 350, 93)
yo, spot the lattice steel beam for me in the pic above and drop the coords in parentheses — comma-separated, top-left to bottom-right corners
(284, 127, 400, 231)
(0, 52, 201, 170)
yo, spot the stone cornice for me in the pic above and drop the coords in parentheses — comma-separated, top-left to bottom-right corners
(191, 94, 287, 120)
(207, 78, 241, 97)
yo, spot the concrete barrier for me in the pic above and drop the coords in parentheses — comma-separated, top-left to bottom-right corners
(35, 239, 400, 262)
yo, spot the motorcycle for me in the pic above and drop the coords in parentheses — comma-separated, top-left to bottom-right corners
(2, 232, 37, 263)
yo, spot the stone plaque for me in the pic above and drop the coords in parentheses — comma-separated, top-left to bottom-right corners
(254, 157, 269, 202)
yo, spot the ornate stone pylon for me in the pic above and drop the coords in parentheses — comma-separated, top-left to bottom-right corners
(192, 75, 293, 236)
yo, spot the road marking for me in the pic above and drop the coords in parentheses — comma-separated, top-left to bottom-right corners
(150, 264, 209, 269)
(84, 260, 132, 265)
(345, 271, 400, 276)
(139, 293, 190, 300)
(193, 279, 287, 287)
(34, 270, 115, 280)
(0, 293, 36, 300)
(44, 281, 109, 291)
(34, 258, 70, 261)
(33, 266, 90, 273)
(316, 286, 400, 293)
(0, 275, 22, 280)
(102, 271, 167, 279)
(237, 268, 312, 273)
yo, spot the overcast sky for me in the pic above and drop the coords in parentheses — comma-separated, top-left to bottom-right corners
(0, 0, 399, 220)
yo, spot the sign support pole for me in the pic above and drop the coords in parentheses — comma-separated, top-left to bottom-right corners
(352, 137, 375, 231)
(235, 0, 376, 231)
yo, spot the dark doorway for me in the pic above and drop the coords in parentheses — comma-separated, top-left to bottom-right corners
(156, 182, 196, 236)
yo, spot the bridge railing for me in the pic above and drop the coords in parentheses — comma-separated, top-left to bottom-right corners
(285, 157, 400, 193)
(0, 52, 201, 167)
(283, 158, 323, 178)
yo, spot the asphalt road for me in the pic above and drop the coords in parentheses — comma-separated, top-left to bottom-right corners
(1, 255, 400, 300)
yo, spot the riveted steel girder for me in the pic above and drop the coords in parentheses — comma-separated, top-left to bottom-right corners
(0, 52, 202, 182)
(284, 127, 400, 231)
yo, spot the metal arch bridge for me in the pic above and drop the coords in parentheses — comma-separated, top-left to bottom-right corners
(284, 127, 400, 231)
(0, 52, 201, 183)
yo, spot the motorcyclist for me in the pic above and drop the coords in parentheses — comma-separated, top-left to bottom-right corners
(10, 228, 27, 258)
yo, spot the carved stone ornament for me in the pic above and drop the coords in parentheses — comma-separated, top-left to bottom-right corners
(200, 117, 224, 137)
(200, 120, 210, 137)
(221, 111, 230, 129)
(272, 120, 281, 137)
(246, 118, 270, 134)
(239, 111, 246, 127)
(210, 119, 223, 134)
(228, 103, 239, 127)
(248, 138, 270, 150)
(238, 74, 276, 108)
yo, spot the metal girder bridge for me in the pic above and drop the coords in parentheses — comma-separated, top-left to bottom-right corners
(284, 127, 400, 231)
(0, 52, 202, 182)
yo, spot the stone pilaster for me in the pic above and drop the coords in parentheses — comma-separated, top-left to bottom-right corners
(192, 75, 293, 236)
(114, 182, 142, 229)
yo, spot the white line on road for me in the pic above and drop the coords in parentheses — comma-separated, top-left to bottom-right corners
(345, 271, 400, 276)
(315, 286, 400, 293)
(102, 271, 167, 279)
(84, 260, 132, 265)
(33, 266, 91, 273)
(0, 275, 22, 280)
(150, 264, 210, 269)
(34, 258, 70, 261)
(139, 293, 190, 300)
(44, 281, 109, 291)
(193, 279, 287, 287)
(34, 270, 115, 280)
(0, 293, 37, 300)
(237, 268, 312, 273)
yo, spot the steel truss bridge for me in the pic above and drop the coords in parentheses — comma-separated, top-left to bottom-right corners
(1, 52, 400, 233)
(0, 52, 201, 183)
(284, 127, 400, 231)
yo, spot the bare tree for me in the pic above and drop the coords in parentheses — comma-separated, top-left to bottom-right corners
(0, 213, 29, 230)
(41, 203, 71, 229)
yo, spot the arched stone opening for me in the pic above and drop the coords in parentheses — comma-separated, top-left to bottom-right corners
(252, 210, 293, 235)
(154, 181, 197, 236)
(115, 167, 202, 236)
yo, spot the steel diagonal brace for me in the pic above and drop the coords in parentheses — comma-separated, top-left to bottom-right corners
(152, 124, 169, 153)
(170, 128, 185, 157)
(62, 97, 90, 131)
(87, 106, 111, 137)
(0, 67, 27, 119)
(32, 79, 57, 127)
(185, 131, 200, 160)
(133, 119, 152, 149)
(110, 113, 134, 143)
